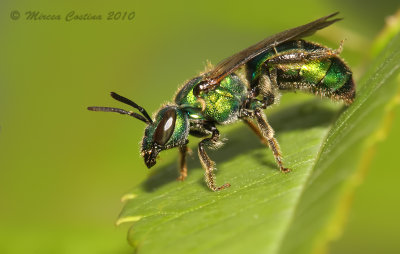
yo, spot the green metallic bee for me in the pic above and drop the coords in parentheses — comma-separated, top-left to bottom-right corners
(88, 13, 355, 191)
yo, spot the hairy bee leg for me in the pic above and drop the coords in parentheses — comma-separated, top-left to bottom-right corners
(267, 46, 338, 65)
(332, 39, 345, 55)
(269, 67, 278, 88)
(177, 145, 189, 181)
(254, 109, 290, 173)
(243, 118, 269, 147)
(198, 126, 231, 191)
(257, 70, 278, 106)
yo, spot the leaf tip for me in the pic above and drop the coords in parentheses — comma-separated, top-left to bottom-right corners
(116, 216, 143, 226)
(121, 193, 137, 202)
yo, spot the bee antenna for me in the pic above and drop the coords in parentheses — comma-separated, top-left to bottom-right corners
(110, 92, 153, 124)
(87, 106, 151, 124)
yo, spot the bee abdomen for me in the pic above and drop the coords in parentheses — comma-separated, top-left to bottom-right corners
(299, 57, 355, 103)
(276, 56, 355, 104)
(318, 57, 351, 90)
(318, 57, 355, 103)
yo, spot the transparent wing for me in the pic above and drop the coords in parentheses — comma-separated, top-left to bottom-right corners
(204, 12, 341, 86)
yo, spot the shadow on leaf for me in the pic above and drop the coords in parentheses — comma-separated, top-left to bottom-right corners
(141, 98, 342, 192)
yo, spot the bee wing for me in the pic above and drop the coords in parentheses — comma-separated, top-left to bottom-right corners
(204, 12, 341, 85)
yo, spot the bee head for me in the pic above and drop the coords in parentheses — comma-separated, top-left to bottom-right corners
(141, 105, 189, 168)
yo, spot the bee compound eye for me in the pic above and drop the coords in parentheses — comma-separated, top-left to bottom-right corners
(153, 108, 177, 146)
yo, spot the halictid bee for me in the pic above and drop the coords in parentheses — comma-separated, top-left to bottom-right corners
(88, 13, 355, 191)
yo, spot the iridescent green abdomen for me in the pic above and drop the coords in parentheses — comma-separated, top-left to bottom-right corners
(247, 40, 355, 103)
(175, 74, 248, 124)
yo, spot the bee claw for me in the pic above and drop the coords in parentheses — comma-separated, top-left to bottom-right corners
(177, 173, 187, 181)
(215, 183, 231, 191)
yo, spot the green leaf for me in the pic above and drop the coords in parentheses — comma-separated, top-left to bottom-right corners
(117, 32, 400, 254)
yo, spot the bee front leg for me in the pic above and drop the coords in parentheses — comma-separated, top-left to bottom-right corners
(178, 145, 189, 181)
(253, 109, 290, 173)
(198, 126, 231, 191)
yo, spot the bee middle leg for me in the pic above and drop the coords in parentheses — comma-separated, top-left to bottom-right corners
(243, 118, 269, 147)
(244, 109, 290, 173)
(252, 68, 279, 106)
(198, 125, 231, 191)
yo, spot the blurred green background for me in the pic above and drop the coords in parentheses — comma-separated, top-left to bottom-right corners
(0, 0, 399, 253)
